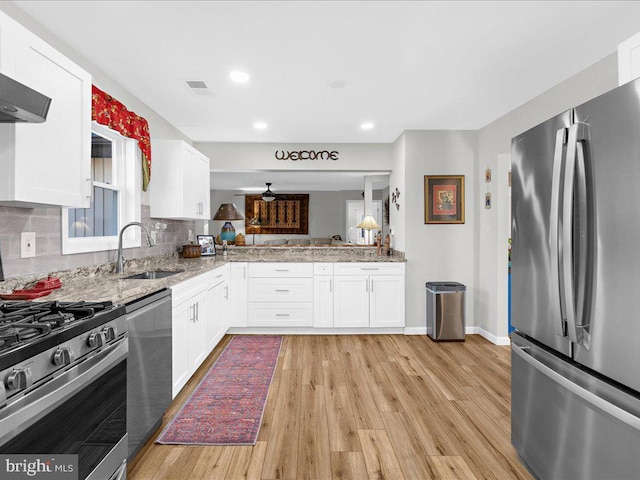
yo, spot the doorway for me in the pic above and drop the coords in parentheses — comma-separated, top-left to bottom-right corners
(346, 200, 382, 244)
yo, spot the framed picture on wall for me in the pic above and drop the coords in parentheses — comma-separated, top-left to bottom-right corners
(197, 235, 216, 256)
(424, 175, 465, 224)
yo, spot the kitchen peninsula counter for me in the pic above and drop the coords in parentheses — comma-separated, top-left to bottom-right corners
(1, 247, 405, 305)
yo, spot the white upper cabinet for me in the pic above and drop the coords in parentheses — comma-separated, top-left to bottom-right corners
(619, 32, 640, 85)
(149, 140, 210, 220)
(0, 12, 92, 208)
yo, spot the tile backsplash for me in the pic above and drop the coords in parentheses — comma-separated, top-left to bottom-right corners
(0, 204, 195, 279)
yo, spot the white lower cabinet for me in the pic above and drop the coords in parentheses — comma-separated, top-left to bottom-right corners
(229, 263, 248, 327)
(333, 276, 369, 327)
(248, 303, 313, 327)
(247, 262, 313, 327)
(171, 265, 230, 398)
(206, 266, 230, 352)
(171, 276, 208, 398)
(313, 275, 334, 328)
(187, 291, 208, 373)
(370, 275, 405, 327)
(333, 263, 405, 328)
(171, 299, 190, 398)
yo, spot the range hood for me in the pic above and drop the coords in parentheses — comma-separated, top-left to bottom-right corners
(0, 72, 51, 123)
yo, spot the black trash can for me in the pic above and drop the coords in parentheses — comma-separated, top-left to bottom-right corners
(426, 282, 466, 341)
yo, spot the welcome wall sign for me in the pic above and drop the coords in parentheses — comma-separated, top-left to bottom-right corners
(275, 150, 339, 161)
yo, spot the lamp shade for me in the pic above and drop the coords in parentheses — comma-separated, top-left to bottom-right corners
(213, 203, 244, 221)
(356, 215, 380, 231)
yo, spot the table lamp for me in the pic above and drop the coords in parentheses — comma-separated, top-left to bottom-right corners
(213, 203, 244, 244)
(356, 215, 380, 245)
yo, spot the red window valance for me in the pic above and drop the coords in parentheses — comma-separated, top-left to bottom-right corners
(91, 85, 152, 191)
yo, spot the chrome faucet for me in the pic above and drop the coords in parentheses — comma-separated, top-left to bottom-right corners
(116, 222, 155, 274)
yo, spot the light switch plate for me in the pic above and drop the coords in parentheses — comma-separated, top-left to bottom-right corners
(21, 232, 36, 258)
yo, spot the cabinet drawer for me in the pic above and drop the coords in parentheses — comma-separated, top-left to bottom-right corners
(207, 263, 230, 289)
(248, 278, 313, 302)
(248, 263, 313, 278)
(172, 274, 207, 307)
(248, 303, 313, 327)
(333, 262, 405, 276)
(314, 263, 334, 276)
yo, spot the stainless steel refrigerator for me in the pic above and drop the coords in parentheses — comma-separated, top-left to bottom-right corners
(511, 78, 640, 480)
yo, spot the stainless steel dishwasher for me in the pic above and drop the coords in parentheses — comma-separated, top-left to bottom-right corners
(125, 288, 172, 460)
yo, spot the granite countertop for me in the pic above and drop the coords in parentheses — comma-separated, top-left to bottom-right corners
(2, 247, 405, 305)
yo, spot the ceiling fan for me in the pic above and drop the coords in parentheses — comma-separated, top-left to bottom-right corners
(261, 182, 276, 202)
(233, 182, 283, 202)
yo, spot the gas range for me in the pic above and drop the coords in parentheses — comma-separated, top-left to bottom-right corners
(0, 300, 127, 403)
(0, 299, 129, 479)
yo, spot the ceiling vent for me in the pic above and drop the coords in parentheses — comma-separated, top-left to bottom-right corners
(186, 80, 212, 96)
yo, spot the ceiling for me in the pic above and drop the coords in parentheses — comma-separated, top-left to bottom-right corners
(13, 1, 640, 144)
(210, 171, 389, 192)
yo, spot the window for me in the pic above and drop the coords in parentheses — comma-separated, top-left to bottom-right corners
(62, 122, 141, 254)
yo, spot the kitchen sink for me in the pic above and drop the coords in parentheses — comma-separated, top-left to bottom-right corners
(124, 270, 184, 280)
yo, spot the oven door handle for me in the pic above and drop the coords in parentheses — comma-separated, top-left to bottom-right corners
(0, 337, 128, 446)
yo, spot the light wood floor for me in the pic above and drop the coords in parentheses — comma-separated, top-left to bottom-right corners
(128, 334, 533, 480)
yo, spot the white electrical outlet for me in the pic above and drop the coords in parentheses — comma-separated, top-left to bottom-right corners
(188, 229, 194, 241)
(21, 232, 36, 258)
(151, 231, 157, 243)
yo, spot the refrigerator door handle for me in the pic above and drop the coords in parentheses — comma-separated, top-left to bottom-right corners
(512, 342, 640, 432)
(574, 132, 593, 346)
(550, 127, 568, 337)
(563, 123, 591, 345)
(562, 123, 580, 344)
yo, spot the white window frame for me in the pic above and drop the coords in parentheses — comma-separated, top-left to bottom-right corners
(61, 122, 141, 254)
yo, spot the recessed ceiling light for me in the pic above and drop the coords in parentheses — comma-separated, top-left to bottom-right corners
(361, 122, 374, 130)
(230, 70, 250, 83)
(254, 122, 268, 130)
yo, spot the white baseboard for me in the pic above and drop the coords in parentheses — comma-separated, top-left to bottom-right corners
(227, 327, 405, 335)
(474, 327, 511, 345)
(403, 326, 510, 346)
(403, 326, 428, 335)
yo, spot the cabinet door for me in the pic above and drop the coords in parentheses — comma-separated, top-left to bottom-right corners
(0, 13, 91, 207)
(207, 282, 229, 352)
(370, 276, 405, 328)
(313, 276, 334, 328)
(333, 275, 369, 327)
(187, 292, 208, 372)
(230, 263, 248, 327)
(182, 144, 198, 219)
(196, 152, 210, 218)
(172, 301, 191, 398)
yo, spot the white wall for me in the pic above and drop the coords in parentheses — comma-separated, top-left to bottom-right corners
(401, 131, 478, 329)
(196, 142, 393, 172)
(476, 53, 619, 341)
(208, 190, 362, 244)
(389, 133, 406, 253)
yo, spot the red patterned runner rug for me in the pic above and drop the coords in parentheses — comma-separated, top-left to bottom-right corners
(156, 335, 283, 445)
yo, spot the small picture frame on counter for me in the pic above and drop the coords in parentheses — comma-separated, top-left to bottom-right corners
(197, 235, 216, 256)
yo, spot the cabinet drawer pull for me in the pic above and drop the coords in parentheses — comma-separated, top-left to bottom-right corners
(274, 269, 289, 272)
(216, 274, 223, 279)
(361, 267, 380, 271)
(275, 289, 290, 292)
(275, 313, 290, 317)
